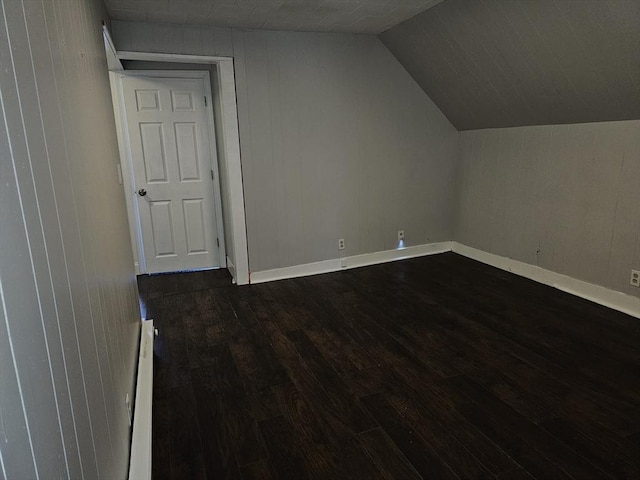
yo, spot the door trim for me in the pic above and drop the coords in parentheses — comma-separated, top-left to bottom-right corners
(109, 55, 249, 285)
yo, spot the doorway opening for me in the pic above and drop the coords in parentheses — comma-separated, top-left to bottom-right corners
(103, 29, 249, 284)
(115, 71, 225, 274)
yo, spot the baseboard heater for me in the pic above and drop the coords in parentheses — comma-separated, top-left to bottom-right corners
(128, 319, 155, 480)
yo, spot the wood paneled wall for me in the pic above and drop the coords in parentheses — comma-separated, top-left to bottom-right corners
(234, 30, 458, 271)
(112, 21, 459, 273)
(0, 1, 140, 478)
(455, 120, 640, 296)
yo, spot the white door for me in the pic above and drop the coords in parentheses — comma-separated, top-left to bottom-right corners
(121, 75, 222, 274)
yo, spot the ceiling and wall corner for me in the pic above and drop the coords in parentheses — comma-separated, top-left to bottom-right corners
(107, 1, 640, 131)
(105, 0, 445, 34)
(380, 0, 640, 130)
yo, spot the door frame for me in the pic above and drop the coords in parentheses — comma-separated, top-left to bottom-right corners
(113, 70, 226, 275)
(109, 53, 249, 285)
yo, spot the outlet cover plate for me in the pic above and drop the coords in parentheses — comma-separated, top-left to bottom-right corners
(631, 270, 640, 287)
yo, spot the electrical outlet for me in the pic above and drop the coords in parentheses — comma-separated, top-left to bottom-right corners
(397, 230, 405, 241)
(338, 238, 345, 250)
(631, 270, 640, 287)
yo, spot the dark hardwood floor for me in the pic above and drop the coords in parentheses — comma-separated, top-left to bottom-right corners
(138, 253, 640, 480)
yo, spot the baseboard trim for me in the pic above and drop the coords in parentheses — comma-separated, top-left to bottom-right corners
(249, 242, 453, 284)
(128, 319, 155, 480)
(226, 256, 237, 284)
(452, 242, 640, 319)
(249, 241, 639, 318)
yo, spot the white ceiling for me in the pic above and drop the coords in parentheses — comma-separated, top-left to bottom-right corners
(105, 0, 445, 34)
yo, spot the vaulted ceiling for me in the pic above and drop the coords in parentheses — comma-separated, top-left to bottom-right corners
(380, 0, 640, 130)
(105, 0, 640, 131)
(104, 0, 445, 34)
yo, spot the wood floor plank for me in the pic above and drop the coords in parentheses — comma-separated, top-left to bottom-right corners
(166, 385, 208, 480)
(245, 291, 299, 359)
(380, 367, 520, 476)
(239, 460, 275, 480)
(258, 415, 310, 480)
(191, 364, 268, 467)
(272, 381, 332, 448)
(539, 417, 640, 479)
(466, 367, 556, 424)
(384, 391, 495, 479)
(286, 330, 377, 434)
(190, 379, 242, 479)
(143, 253, 640, 480)
(357, 428, 423, 480)
(151, 388, 171, 480)
(408, 290, 640, 436)
(330, 435, 388, 480)
(496, 468, 537, 479)
(627, 432, 640, 446)
(448, 375, 615, 480)
(453, 399, 574, 480)
(228, 337, 284, 421)
(360, 392, 460, 480)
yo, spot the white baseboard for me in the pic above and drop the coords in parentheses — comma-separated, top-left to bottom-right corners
(248, 241, 639, 318)
(249, 241, 453, 284)
(226, 256, 237, 284)
(128, 319, 155, 480)
(452, 242, 640, 319)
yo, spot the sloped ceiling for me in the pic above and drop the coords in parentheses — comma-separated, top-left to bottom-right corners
(380, 0, 640, 130)
(104, 0, 444, 34)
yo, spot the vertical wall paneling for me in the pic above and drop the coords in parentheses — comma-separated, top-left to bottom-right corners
(0, 2, 69, 476)
(0, 0, 140, 477)
(455, 120, 640, 296)
(232, 30, 460, 272)
(112, 21, 459, 274)
(0, 47, 41, 480)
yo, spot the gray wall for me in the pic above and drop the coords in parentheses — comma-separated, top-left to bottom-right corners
(455, 120, 640, 296)
(234, 29, 457, 272)
(113, 21, 235, 57)
(112, 19, 639, 300)
(112, 21, 459, 273)
(0, 1, 140, 478)
(380, 0, 640, 130)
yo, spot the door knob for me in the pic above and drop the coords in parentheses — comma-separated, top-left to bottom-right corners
(138, 188, 147, 197)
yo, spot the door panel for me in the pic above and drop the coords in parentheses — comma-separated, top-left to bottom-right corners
(122, 75, 220, 273)
(149, 201, 176, 257)
(140, 123, 168, 183)
(183, 199, 207, 253)
(135, 89, 160, 111)
(175, 123, 200, 181)
(171, 91, 195, 111)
